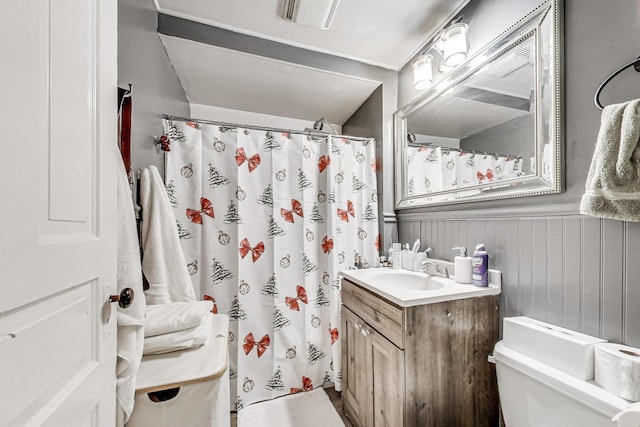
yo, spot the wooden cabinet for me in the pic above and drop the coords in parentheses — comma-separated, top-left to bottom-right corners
(342, 307, 405, 427)
(341, 278, 499, 427)
(342, 307, 370, 427)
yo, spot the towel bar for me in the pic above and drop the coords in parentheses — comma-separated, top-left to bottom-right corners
(594, 56, 640, 110)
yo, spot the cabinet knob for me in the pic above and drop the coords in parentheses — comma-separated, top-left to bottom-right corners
(109, 288, 134, 309)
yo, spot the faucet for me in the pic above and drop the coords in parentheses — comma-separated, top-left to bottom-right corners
(421, 260, 449, 279)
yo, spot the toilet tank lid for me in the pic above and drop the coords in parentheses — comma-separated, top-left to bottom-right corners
(502, 316, 606, 380)
(494, 341, 631, 418)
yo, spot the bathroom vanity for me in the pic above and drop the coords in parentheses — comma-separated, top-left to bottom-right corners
(340, 268, 500, 427)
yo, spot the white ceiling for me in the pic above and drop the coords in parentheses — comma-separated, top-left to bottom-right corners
(155, 0, 469, 124)
(160, 35, 381, 124)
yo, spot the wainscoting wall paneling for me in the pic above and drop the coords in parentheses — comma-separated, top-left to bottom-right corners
(398, 215, 640, 347)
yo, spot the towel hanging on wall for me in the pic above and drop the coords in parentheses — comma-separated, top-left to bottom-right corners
(115, 149, 146, 426)
(580, 99, 640, 221)
(118, 84, 133, 182)
(139, 166, 197, 303)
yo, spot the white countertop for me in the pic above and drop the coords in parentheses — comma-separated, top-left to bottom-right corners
(339, 266, 501, 307)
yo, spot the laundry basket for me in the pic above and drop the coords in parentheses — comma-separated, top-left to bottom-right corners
(126, 314, 230, 427)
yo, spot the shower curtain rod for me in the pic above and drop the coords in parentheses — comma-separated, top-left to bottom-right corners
(163, 114, 373, 142)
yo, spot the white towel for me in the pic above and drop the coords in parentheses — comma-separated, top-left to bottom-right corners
(143, 312, 214, 355)
(580, 99, 640, 221)
(115, 154, 146, 426)
(144, 301, 213, 337)
(140, 166, 196, 304)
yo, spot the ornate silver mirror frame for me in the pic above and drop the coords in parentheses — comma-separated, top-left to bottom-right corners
(394, 0, 563, 209)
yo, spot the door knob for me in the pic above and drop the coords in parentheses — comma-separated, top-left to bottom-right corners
(109, 288, 134, 309)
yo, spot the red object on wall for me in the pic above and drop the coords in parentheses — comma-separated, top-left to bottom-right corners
(118, 85, 133, 179)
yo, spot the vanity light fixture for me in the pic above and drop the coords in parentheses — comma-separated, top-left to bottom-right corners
(441, 23, 469, 67)
(412, 19, 469, 90)
(412, 54, 434, 90)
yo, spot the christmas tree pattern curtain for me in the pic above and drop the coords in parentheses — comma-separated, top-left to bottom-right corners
(162, 118, 379, 409)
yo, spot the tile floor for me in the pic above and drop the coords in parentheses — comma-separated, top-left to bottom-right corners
(324, 387, 353, 427)
(230, 387, 352, 427)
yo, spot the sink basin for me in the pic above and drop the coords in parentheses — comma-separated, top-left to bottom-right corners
(373, 270, 445, 291)
(339, 267, 501, 307)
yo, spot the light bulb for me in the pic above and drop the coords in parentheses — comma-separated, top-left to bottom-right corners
(442, 23, 468, 67)
(412, 54, 433, 90)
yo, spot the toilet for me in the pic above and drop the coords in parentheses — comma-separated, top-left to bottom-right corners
(493, 316, 638, 427)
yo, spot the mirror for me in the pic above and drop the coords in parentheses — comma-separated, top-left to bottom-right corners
(394, 0, 562, 208)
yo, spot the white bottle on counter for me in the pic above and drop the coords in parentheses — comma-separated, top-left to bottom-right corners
(452, 246, 472, 284)
(391, 243, 402, 269)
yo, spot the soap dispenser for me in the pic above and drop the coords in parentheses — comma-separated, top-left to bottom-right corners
(452, 247, 472, 284)
(472, 244, 489, 287)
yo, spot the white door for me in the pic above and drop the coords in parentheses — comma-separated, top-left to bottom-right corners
(0, 0, 118, 426)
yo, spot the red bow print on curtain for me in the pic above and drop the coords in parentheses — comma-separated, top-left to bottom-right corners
(186, 197, 214, 224)
(317, 155, 330, 173)
(243, 333, 270, 358)
(290, 376, 313, 394)
(321, 236, 333, 254)
(156, 134, 171, 151)
(280, 199, 304, 223)
(330, 327, 339, 345)
(285, 285, 308, 311)
(235, 147, 261, 172)
(337, 200, 355, 222)
(239, 238, 265, 263)
(477, 168, 494, 183)
(203, 294, 218, 314)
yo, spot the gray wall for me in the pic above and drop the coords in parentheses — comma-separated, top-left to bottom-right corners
(118, 0, 189, 175)
(344, 86, 399, 251)
(399, 215, 640, 347)
(397, 0, 640, 346)
(460, 114, 533, 160)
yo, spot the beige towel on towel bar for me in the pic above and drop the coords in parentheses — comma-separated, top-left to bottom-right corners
(581, 99, 640, 221)
(140, 166, 196, 304)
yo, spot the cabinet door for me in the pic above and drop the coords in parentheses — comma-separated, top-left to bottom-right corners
(342, 307, 371, 427)
(371, 329, 405, 427)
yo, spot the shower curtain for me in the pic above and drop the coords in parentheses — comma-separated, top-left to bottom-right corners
(162, 118, 379, 409)
(406, 145, 523, 200)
